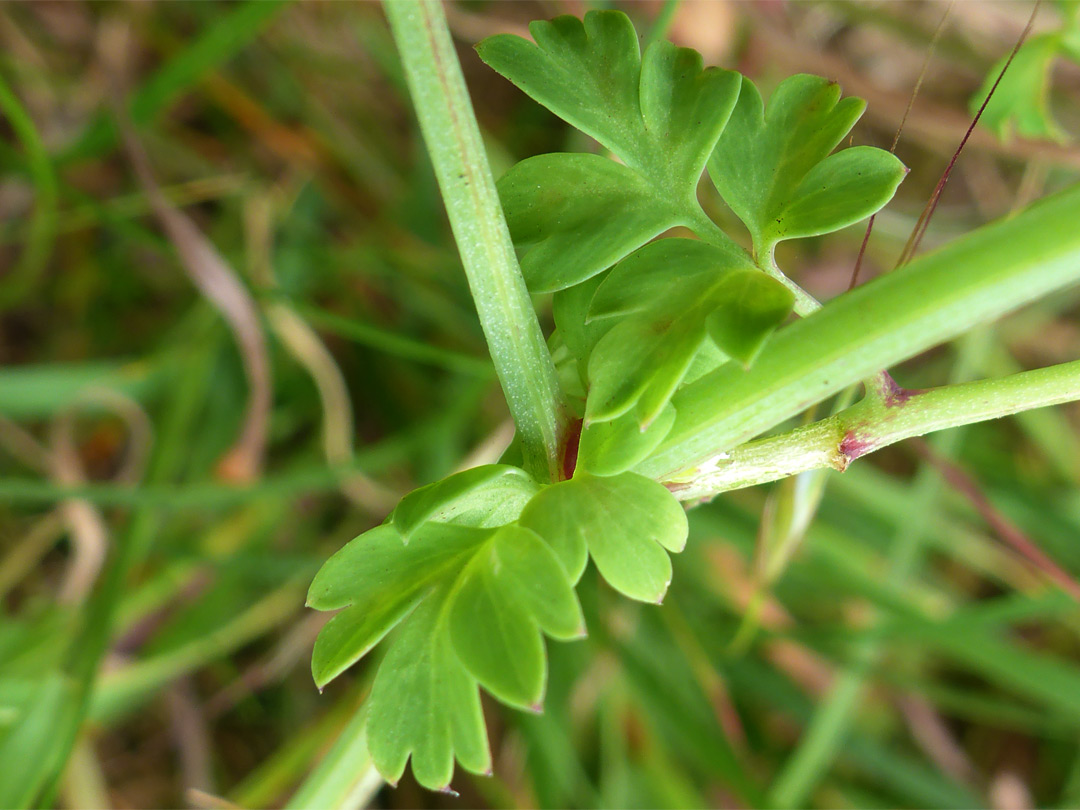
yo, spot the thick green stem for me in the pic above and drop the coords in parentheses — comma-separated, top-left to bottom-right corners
(638, 183, 1080, 481)
(383, 0, 567, 482)
(669, 348, 1080, 501)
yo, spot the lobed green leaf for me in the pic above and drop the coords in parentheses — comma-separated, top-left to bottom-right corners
(307, 523, 488, 688)
(306, 523, 483, 612)
(448, 526, 584, 709)
(481, 10, 743, 292)
(702, 271, 797, 366)
(311, 597, 426, 691)
(708, 74, 906, 257)
(491, 526, 586, 641)
(587, 315, 704, 428)
(477, 12, 645, 166)
(519, 472, 688, 603)
(366, 587, 491, 791)
(577, 403, 677, 477)
(478, 11, 739, 179)
(499, 154, 680, 293)
(450, 555, 546, 710)
(311, 502, 585, 788)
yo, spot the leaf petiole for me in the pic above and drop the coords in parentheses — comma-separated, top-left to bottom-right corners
(686, 205, 823, 317)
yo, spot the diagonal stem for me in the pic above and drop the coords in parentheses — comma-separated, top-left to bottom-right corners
(638, 182, 1080, 482)
(667, 357, 1080, 502)
(383, 0, 567, 482)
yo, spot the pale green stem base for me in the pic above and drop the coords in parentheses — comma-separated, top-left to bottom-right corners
(761, 249, 823, 318)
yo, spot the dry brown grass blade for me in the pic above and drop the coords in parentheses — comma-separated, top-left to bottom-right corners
(119, 123, 272, 483)
(0, 413, 51, 472)
(166, 677, 215, 800)
(50, 388, 152, 604)
(897, 693, 979, 787)
(244, 191, 398, 514)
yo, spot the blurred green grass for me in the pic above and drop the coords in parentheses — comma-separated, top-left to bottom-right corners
(2, 1, 1080, 808)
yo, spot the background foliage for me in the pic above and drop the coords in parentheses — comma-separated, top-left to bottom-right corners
(2, 1, 1080, 808)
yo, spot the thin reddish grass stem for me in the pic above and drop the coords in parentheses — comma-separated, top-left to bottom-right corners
(850, 3, 954, 290)
(912, 439, 1080, 601)
(896, 2, 1041, 269)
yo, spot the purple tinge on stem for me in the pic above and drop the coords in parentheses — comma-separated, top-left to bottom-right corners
(839, 430, 875, 467)
(877, 372, 918, 408)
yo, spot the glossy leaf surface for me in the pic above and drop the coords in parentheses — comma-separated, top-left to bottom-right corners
(310, 517, 583, 788)
(499, 154, 682, 293)
(449, 526, 583, 709)
(366, 587, 491, 791)
(307, 523, 486, 687)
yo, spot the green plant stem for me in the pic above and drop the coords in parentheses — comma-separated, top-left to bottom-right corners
(639, 182, 1080, 481)
(0, 72, 58, 310)
(668, 355, 1080, 500)
(762, 252, 822, 316)
(383, 0, 567, 482)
